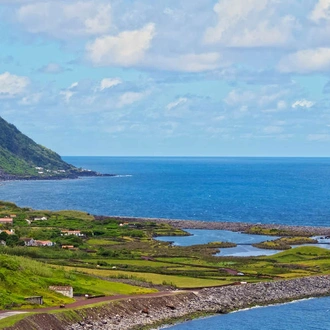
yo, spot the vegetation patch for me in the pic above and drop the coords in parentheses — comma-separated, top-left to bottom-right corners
(253, 237, 318, 250)
(1, 201, 330, 314)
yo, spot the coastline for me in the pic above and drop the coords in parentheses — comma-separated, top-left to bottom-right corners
(97, 215, 330, 236)
(0, 171, 115, 181)
(5, 275, 330, 330)
(156, 297, 319, 330)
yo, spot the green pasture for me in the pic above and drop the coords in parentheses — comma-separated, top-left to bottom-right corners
(0, 254, 155, 310)
(86, 238, 119, 245)
(0, 313, 34, 329)
(61, 266, 233, 288)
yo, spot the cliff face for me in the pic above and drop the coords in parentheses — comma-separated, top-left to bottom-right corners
(0, 116, 107, 179)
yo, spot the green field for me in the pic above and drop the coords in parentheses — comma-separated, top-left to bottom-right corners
(1, 201, 330, 312)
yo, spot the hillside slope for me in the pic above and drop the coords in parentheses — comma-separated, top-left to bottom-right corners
(0, 116, 106, 179)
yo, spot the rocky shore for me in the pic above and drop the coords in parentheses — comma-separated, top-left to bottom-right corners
(0, 170, 115, 181)
(99, 216, 330, 236)
(6, 275, 330, 330)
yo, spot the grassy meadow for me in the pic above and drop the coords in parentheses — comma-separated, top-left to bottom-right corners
(0, 200, 330, 313)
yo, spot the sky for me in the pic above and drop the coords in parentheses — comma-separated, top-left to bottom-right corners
(1, 0, 330, 156)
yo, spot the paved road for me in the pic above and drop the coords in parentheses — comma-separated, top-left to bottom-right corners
(0, 311, 27, 321)
(0, 291, 182, 321)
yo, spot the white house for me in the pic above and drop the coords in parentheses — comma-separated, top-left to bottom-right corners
(49, 286, 73, 298)
(21, 238, 35, 246)
(61, 230, 84, 237)
(35, 240, 54, 247)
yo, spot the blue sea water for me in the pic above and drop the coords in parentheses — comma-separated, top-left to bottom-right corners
(163, 297, 330, 330)
(0, 157, 330, 329)
(0, 157, 330, 226)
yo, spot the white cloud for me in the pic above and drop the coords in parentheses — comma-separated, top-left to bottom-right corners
(17, 2, 111, 38)
(225, 90, 255, 106)
(204, 0, 297, 47)
(263, 126, 284, 134)
(292, 99, 315, 108)
(166, 97, 188, 110)
(0, 72, 29, 98)
(99, 78, 122, 91)
(224, 85, 301, 114)
(307, 134, 330, 141)
(69, 82, 79, 89)
(310, 0, 330, 22)
(60, 90, 74, 103)
(278, 48, 330, 73)
(117, 91, 146, 108)
(86, 23, 155, 67)
(60, 82, 78, 103)
(0, 0, 36, 3)
(149, 52, 222, 72)
(277, 101, 287, 110)
(39, 62, 65, 74)
(19, 93, 41, 105)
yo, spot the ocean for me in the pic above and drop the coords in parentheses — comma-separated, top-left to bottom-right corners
(1, 157, 330, 226)
(163, 297, 330, 330)
(0, 156, 329, 329)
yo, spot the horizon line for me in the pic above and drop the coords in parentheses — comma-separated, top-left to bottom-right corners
(61, 155, 330, 158)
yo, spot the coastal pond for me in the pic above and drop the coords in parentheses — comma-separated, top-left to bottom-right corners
(155, 229, 280, 246)
(155, 230, 330, 257)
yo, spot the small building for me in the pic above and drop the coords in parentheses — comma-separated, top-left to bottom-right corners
(0, 217, 13, 225)
(49, 286, 73, 298)
(61, 245, 76, 250)
(61, 230, 84, 237)
(33, 217, 48, 221)
(24, 296, 43, 305)
(35, 240, 54, 247)
(0, 229, 15, 235)
(21, 238, 35, 246)
(10, 214, 17, 218)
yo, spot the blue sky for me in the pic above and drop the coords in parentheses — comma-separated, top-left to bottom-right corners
(1, 0, 330, 156)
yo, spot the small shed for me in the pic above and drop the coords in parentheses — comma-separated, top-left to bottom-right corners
(24, 296, 43, 305)
(49, 286, 73, 298)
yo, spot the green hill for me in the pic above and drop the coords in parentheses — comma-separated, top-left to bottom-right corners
(0, 253, 155, 309)
(0, 116, 106, 179)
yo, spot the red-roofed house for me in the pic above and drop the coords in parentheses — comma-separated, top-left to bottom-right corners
(0, 229, 15, 235)
(0, 218, 13, 224)
(35, 240, 54, 247)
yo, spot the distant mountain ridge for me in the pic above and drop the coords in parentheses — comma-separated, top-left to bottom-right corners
(0, 116, 108, 180)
